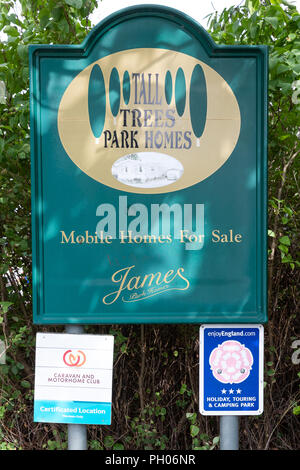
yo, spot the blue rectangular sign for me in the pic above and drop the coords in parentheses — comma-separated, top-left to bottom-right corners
(34, 400, 111, 425)
(199, 324, 263, 415)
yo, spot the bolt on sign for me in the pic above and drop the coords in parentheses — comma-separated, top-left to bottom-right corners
(199, 325, 264, 415)
(34, 333, 114, 424)
(29, 6, 268, 324)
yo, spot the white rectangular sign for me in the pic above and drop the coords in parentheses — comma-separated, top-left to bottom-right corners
(34, 333, 114, 424)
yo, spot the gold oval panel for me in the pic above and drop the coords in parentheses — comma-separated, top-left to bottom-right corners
(57, 48, 241, 194)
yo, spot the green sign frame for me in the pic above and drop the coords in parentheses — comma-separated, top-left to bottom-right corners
(30, 5, 268, 325)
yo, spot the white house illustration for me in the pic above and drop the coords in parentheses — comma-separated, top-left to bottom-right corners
(112, 153, 183, 188)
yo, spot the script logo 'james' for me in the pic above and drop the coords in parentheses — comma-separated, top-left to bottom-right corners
(103, 265, 190, 305)
(58, 48, 241, 194)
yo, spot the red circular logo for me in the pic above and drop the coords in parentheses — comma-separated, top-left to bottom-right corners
(63, 349, 86, 367)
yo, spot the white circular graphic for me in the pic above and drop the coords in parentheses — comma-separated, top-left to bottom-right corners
(209, 340, 253, 384)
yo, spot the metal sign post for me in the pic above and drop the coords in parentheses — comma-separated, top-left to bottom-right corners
(220, 416, 239, 450)
(65, 325, 87, 451)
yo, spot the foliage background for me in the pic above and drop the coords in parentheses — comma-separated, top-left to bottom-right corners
(0, 0, 299, 450)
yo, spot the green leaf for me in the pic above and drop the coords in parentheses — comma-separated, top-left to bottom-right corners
(278, 134, 290, 141)
(39, 9, 50, 29)
(279, 236, 291, 246)
(0, 264, 9, 274)
(293, 64, 300, 73)
(190, 425, 200, 437)
(279, 243, 289, 254)
(17, 45, 29, 62)
(186, 412, 197, 424)
(292, 406, 300, 415)
(0, 81, 6, 104)
(113, 443, 124, 450)
(269, 55, 280, 71)
(246, 0, 260, 14)
(65, 0, 83, 8)
(276, 64, 290, 74)
(0, 301, 13, 314)
(104, 435, 115, 448)
(58, 18, 69, 34)
(3, 25, 19, 37)
(265, 17, 279, 29)
(250, 24, 258, 39)
(232, 20, 240, 34)
(52, 7, 63, 21)
(20, 380, 31, 388)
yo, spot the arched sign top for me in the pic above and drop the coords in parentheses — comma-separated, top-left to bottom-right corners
(30, 5, 267, 60)
(80, 5, 218, 57)
(30, 6, 268, 325)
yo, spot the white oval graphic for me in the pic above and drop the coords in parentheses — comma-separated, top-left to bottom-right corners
(112, 152, 184, 188)
(58, 48, 241, 194)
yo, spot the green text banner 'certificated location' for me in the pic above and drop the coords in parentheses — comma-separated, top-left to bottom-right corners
(29, 6, 268, 324)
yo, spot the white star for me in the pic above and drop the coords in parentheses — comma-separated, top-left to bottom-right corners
(221, 388, 227, 394)
(236, 389, 242, 394)
(229, 388, 234, 394)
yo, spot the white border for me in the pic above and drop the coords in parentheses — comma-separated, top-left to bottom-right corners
(199, 324, 264, 416)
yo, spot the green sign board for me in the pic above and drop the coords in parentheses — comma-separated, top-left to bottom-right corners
(30, 6, 268, 325)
